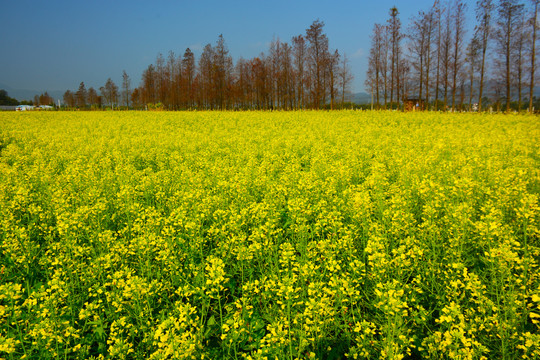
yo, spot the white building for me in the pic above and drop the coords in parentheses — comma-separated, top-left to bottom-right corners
(15, 105, 35, 111)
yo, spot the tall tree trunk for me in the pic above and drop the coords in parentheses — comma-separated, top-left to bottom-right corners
(435, 5, 442, 110)
(506, 14, 512, 112)
(530, 1, 538, 112)
(469, 61, 475, 111)
(425, 16, 432, 110)
(479, 45, 487, 111)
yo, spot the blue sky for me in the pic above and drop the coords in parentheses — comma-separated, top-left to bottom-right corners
(1, 0, 439, 96)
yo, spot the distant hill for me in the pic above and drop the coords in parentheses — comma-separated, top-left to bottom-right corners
(353, 92, 372, 104)
(0, 83, 64, 103)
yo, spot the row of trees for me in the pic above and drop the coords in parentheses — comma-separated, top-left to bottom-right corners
(0, 90, 20, 106)
(63, 20, 354, 110)
(366, 0, 539, 112)
(63, 77, 121, 109)
(33, 92, 54, 106)
(0, 90, 54, 107)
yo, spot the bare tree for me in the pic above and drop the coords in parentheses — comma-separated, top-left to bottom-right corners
(382, 25, 390, 107)
(424, 5, 436, 109)
(63, 90, 76, 108)
(122, 70, 131, 109)
(388, 7, 403, 106)
(493, 0, 525, 112)
(198, 44, 215, 109)
(367, 23, 386, 108)
(408, 10, 430, 105)
(492, 78, 505, 110)
(441, 3, 452, 109)
(214, 34, 233, 109)
(101, 78, 119, 109)
(155, 53, 168, 106)
(269, 37, 282, 108)
(131, 88, 142, 109)
(252, 56, 271, 109)
(529, 0, 539, 112)
(466, 36, 482, 110)
(141, 64, 156, 105)
(339, 53, 354, 107)
(268, 40, 295, 110)
(306, 19, 329, 109)
(475, 0, 494, 111)
(292, 35, 307, 108)
(399, 57, 411, 102)
(514, 14, 528, 110)
(365, 60, 376, 109)
(451, 0, 467, 110)
(234, 57, 251, 109)
(281, 42, 294, 109)
(182, 48, 196, 109)
(434, 0, 443, 110)
(38, 92, 53, 106)
(76, 82, 87, 109)
(327, 49, 340, 109)
(87, 87, 98, 108)
(166, 51, 180, 109)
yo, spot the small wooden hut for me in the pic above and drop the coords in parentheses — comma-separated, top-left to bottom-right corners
(404, 98, 424, 111)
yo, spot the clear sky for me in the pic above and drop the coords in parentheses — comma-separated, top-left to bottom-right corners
(1, 0, 440, 96)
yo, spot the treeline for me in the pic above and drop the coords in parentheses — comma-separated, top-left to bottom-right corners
(63, 78, 120, 110)
(0, 90, 20, 106)
(0, 90, 56, 107)
(63, 20, 354, 110)
(366, 0, 539, 112)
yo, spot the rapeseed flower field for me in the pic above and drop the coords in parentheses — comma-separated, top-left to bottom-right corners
(0, 111, 539, 359)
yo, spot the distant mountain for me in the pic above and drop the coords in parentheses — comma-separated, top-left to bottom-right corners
(479, 80, 540, 100)
(353, 92, 372, 104)
(0, 83, 64, 103)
